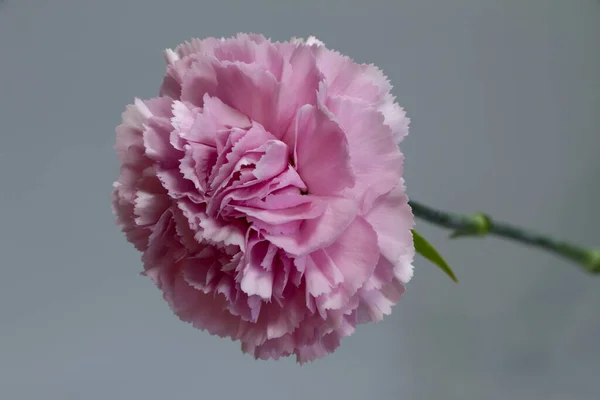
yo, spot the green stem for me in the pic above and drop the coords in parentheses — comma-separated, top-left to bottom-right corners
(409, 200, 600, 275)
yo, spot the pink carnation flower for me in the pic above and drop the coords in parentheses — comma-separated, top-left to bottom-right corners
(112, 33, 414, 363)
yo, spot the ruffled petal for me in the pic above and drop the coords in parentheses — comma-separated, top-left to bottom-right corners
(326, 96, 404, 213)
(291, 104, 355, 196)
(264, 197, 358, 256)
(315, 216, 380, 311)
(365, 182, 415, 283)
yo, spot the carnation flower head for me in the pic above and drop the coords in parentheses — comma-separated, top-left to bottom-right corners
(112, 33, 415, 363)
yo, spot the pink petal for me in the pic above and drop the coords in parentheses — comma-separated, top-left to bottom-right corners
(238, 239, 275, 300)
(356, 278, 405, 324)
(179, 142, 217, 193)
(112, 188, 150, 252)
(211, 61, 280, 133)
(181, 94, 251, 147)
(180, 54, 220, 107)
(292, 104, 355, 196)
(143, 117, 182, 166)
(252, 140, 289, 181)
(171, 205, 203, 253)
(171, 271, 246, 340)
(197, 211, 248, 250)
(131, 168, 170, 226)
(264, 196, 358, 256)
(182, 254, 222, 293)
(315, 216, 380, 311)
(379, 94, 410, 143)
(213, 34, 285, 81)
(141, 210, 185, 274)
(304, 250, 344, 297)
(209, 123, 275, 192)
(275, 45, 323, 139)
(313, 47, 385, 104)
(365, 182, 415, 283)
(202, 94, 252, 130)
(170, 101, 199, 150)
(296, 331, 342, 364)
(240, 262, 274, 300)
(326, 96, 404, 213)
(233, 199, 324, 225)
(115, 98, 170, 166)
(174, 37, 223, 59)
(133, 191, 170, 226)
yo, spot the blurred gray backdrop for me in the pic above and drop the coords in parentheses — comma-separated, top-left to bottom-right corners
(1, 0, 599, 399)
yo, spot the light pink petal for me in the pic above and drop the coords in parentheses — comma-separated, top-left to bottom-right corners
(276, 45, 324, 139)
(174, 37, 223, 59)
(324, 216, 380, 292)
(365, 182, 415, 283)
(295, 331, 342, 364)
(237, 239, 275, 300)
(213, 34, 285, 81)
(171, 271, 247, 340)
(175, 198, 248, 250)
(360, 256, 395, 292)
(252, 140, 289, 181)
(211, 61, 280, 133)
(141, 210, 185, 274)
(198, 213, 248, 250)
(182, 254, 222, 293)
(271, 252, 291, 303)
(292, 104, 355, 196)
(313, 47, 385, 104)
(243, 335, 295, 361)
(260, 292, 308, 341)
(315, 216, 380, 311)
(116, 98, 171, 166)
(142, 97, 174, 117)
(248, 219, 301, 237)
(379, 94, 410, 143)
(304, 250, 344, 297)
(240, 262, 274, 300)
(357, 278, 405, 324)
(231, 290, 307, 346)
(112, 190, 150, 252)
(181, 94, 251, 147)
(131, 168, 170, 226)
(171, 205, 202, 253)
(112, 165, 152, 252)
(209, 123, 276, 192)
(133, 191, 170, 226)
(202, 94, 252, 130)
(206, 128, 246, 194)
(234, 199, 324, 225)
(180, 54, 220, 107)
(312, 46, 409, 142)
(265, 166, 307, 193)
(170, 100, 200, 150)
(174, 198, 204, 231)
(244, 186, 311, 210)
(327, 96, 404, 213)
(249, 308, 354, 364)
(159, 51, 200, 98)
(264, 196, 358, 256)
(142, 117, 182, 167)
(179, 142, 217, 192)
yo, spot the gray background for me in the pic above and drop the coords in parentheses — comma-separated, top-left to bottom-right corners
(1, 0, 599, 399)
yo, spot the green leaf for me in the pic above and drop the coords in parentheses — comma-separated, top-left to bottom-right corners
(412, 230, 458, 283)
